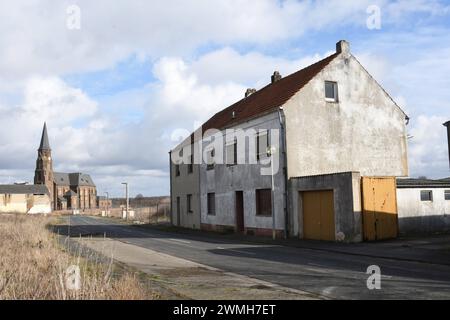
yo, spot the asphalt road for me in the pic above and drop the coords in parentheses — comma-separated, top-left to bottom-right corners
(55, 215, 450, 300)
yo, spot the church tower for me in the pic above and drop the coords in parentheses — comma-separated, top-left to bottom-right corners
(34, 123, 54, 208)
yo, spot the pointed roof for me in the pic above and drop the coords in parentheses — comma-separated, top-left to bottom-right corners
(39, 122, 51, 151)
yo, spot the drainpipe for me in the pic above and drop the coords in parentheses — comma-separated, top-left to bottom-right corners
(169, 151, 173, 225)
(278, 107, 289, 239)
(444, 121, 450, 169)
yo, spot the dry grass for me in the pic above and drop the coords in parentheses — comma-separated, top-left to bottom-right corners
(0, 213, 149, 300)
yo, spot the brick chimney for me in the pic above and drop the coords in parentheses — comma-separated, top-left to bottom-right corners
(245, 88, 256, 98)
(271, 71, 282, 83)
(444, 121, 450, 169)
(336, 40, 350, 54)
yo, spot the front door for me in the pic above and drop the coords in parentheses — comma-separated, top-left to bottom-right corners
(235, 191, 244, 233)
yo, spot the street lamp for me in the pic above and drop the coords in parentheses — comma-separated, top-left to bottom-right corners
(121, 182, 129, 220)
(104, 192, 109, 217)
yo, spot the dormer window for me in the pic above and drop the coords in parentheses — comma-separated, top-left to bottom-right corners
(325, 81, 338, 102)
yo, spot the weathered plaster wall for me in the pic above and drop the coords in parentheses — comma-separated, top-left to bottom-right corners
(397, 188, 450, 234)
(170, 145, 202, 229)
(0, 193, 51, 214)
(200, 112, 286, 233)
(289, 172, 362, 242)
(283, 51, 408, 179)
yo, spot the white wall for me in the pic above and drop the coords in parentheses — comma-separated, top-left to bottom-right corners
(200, 112, 286, 232)
(284, 51, 408, 178)
(397, 187, 450, 234)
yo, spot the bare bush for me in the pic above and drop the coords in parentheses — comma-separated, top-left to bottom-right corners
(0, 214, 149, 300)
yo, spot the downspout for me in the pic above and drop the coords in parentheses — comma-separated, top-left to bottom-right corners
(169, 151, 173, 225)
(278, 107, 289, 238)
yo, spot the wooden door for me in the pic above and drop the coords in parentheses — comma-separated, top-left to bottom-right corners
(362, 177, 398, 241)
(302, 190, 335, 241)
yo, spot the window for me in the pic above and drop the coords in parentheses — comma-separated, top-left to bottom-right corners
(226, 139, 238, 166)
(420, 190, 433, 201)
(255, 189, 272, 216)
(175, 164, 180, 176)
(188, 154, 193, 174)
(445, 190, 450, 201)
(206, 149, 215, 170)
(256, 130, 269, 161)
(325, 81, 338, 102)
(207, 193, 216, 215)
(187, 194, 193, 213)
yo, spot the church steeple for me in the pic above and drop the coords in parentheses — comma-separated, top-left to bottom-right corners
(39, 122, 51, 151)
(34, 122, 54, 209)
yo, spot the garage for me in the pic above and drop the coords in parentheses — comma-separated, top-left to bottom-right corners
(302, 190, 335, 241)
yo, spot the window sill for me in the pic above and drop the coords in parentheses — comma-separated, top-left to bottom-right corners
(255, 214, 273, 217)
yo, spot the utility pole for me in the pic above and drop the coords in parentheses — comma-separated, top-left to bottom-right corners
(121, 182, 129, 220)
(104, 192, 109, 217)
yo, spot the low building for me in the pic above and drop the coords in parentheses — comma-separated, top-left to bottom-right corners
(0, 184, 51, 214)
(397, 178, 450, 234)
(97, 196, 112, 210)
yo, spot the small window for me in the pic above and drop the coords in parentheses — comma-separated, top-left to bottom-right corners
(188, 154, 193, 174)
(207, 193, 215, 215)
(187, 194, 193, 213)
(255, 188, 272, 216)
(445, 190, 450, 201)
(206, 149, 215, 170)
(325, 81, 338, 102)
(175, 164, 180, 176)
(420, 190, 433, 201)
(256, 130, 269, 161)
(226, 139, 238, 166)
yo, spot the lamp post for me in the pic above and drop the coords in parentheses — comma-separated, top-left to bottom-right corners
(104, 192, 109, 217)
(121, 182, 128, 220)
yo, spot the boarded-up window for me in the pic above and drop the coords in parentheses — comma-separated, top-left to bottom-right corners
(420, 190, 433, 201)
(187, 194, 193, 213)
(445, 190, 450, 201)
(207, 193, 215, 215)
(255, 189, 272, 216)
(256, 130, 269, 161)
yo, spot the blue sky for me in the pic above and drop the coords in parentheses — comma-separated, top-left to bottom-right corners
(0, 0, 449, 196)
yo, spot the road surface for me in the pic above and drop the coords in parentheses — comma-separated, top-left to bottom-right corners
(55, 215, 450, 299)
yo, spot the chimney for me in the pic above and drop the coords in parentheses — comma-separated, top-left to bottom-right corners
(271, 71, 282, 83)
(336, 40, 350, 54)
(245, 88, 256, 98)
(444, 121, 450, 169)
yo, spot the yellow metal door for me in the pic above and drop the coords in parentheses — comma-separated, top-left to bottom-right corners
(361, 177, 398, 241)
(302, 190, 335, 241)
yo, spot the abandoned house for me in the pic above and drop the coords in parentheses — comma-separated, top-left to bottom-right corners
(169, 40, 409, 242)
(0, 184, 51, 214)
(34, 123, 98, 211)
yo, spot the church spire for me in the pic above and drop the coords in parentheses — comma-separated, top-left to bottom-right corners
(39, 122, 51, 151)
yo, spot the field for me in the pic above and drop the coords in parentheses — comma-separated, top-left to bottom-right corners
(0, 213, 151, 300)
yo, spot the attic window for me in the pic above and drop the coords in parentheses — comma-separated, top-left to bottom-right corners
(325, 81, 338, 102)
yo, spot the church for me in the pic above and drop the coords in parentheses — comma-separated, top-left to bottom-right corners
(34, 123, 97, 210)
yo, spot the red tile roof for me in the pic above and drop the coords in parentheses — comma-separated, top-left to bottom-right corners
(201, 52, 339, 133)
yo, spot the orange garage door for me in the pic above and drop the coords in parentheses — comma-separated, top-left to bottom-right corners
(302, 190, 335, 241)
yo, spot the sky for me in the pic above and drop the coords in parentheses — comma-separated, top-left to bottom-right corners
(0, 0, 449, 197)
